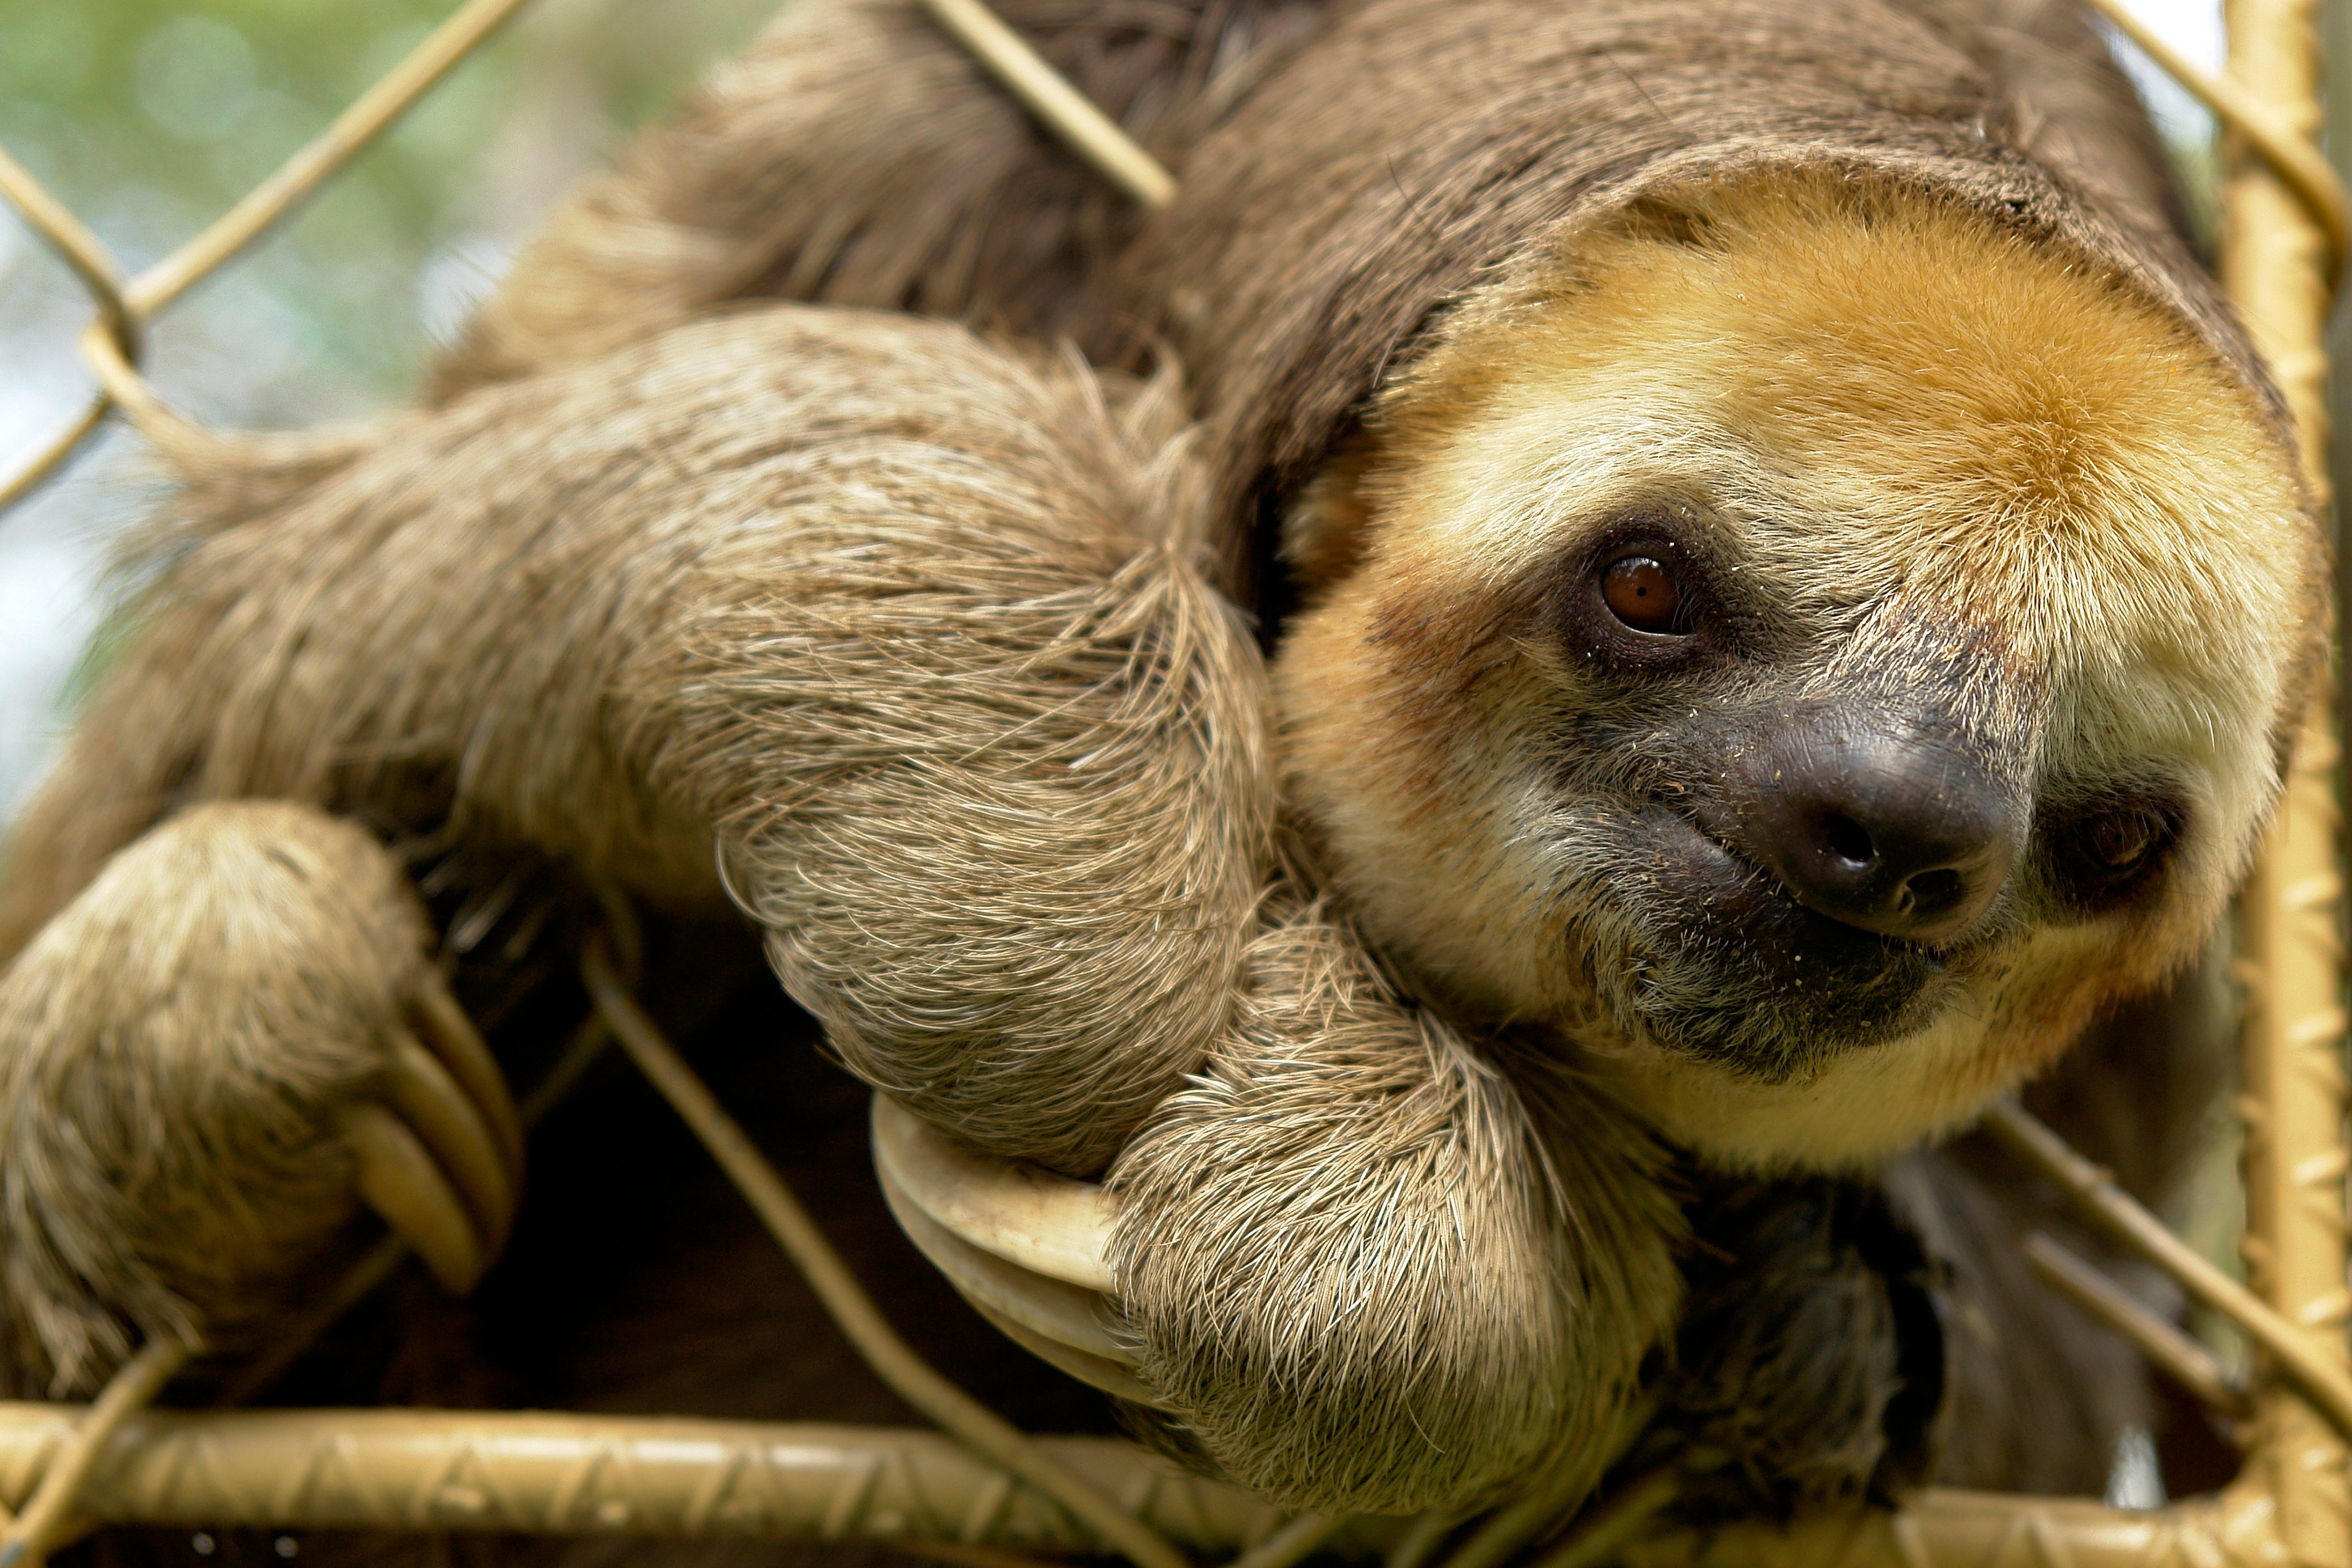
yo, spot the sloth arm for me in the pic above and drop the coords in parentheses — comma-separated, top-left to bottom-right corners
(0, 301, 1686, 1513)
(0, 305, 1267, 1175)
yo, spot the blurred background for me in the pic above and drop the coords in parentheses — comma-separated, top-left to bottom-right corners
(0, 0, 784, 814)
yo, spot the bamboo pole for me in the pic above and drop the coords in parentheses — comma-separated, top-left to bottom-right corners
(0, 1408, 1293, 1552)
(2221, 0, 2351, 1561)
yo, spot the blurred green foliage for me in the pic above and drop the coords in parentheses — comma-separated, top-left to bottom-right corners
(0, 0, 784, 412)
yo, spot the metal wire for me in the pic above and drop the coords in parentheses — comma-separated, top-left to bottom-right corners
(915, 0, 1174, 204)
(1983, 1099, 2352, 1445)
(2022, 1232, 2252, 1426)
(0, 0, 537, 515)
(2077, 0, 2349, 285)
(0, 1333, 195, 1568)
(0, 0, 1182, 522)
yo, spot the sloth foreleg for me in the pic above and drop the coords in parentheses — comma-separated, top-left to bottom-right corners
(3, 306, 1267, 1179)
(1109, 897, 1684, 1514)
(0, 800, 519, 1397)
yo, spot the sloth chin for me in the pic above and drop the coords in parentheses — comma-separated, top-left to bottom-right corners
(1599, 806, 1960, 1081)
(1571, 805, 2023, 1168)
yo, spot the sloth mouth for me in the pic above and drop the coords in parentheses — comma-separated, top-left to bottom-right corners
(1678, 810, 1954, 962)
(1605, 804, 1957, 1082)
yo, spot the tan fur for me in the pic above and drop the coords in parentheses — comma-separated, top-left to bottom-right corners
(0, 301, 1661, 1509)
(2, 310, 1269, 1180)
(1110, 894, 1679, 1511)
(0, 802, 431, 1393)
(1276, 171, 2313, 1166)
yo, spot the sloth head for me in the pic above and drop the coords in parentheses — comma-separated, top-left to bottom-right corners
(1274, 171, 2320, 1169)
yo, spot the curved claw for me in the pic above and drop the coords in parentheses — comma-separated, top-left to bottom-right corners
(876, 1161, 1131, 1361)
(878, 1160, 1171, 1409)
(870, 1096, 1168, 1408)
(869, 1095, 1116, 1291)
(410, 982, 524, 1178)
(383, 1032, 516, 1253)
(344, 1103, 487, 1295)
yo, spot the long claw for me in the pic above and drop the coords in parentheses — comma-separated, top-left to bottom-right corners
(383, 1033, 516, 1252)
(410, 983, 524, 1177)
(344, 1103, 487, 1295)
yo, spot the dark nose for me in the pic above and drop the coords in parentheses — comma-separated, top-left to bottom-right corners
(1726, 720, 2020, 945)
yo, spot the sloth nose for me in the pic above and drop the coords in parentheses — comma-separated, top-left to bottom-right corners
(1731, 722, 2020, 945)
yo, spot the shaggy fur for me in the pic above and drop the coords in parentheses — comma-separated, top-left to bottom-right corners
(430, 0, 1329, 399)
(1111, 896, 1679, 1510)
(0, 803, 436, 1394)
(1, 311, 1267, 1180)
(0, 0, 2321, 1533)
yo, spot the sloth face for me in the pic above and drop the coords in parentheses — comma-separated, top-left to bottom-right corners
(1274, 175, 2318, 1170)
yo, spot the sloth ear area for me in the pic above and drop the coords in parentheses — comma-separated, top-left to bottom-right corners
(1281, 436, 1386, 593)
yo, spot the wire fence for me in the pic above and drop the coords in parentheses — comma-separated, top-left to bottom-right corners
(0, 1, 2346, 1566)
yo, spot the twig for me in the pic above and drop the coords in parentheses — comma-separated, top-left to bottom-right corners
(2023, 1232, 2252, 1425)
(1982, 1098, 2352, 1445)
(582, 936, 1188, 1568)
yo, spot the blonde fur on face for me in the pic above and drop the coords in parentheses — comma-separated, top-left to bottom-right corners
(1277, 172, 2317, 1169)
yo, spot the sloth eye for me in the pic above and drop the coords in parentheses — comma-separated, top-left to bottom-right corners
(1601, 555, 1686, 633)
(2084, 811, 2161, 870)
(2044, 799, 2183, 912)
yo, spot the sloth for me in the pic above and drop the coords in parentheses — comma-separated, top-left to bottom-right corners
(0, 0, 2320, 1548)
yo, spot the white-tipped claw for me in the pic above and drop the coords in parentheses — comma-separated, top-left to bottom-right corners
(871, 1096, 1165, 1406)
(870, 1095, 1117, 1290)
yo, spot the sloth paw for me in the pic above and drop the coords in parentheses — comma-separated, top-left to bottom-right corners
(0, 801, 521, 1393)
(1106, 908, 1682, 1514)
(1647, 1176, 1943, 1520)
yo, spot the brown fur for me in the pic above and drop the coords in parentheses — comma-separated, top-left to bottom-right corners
(1111, 895, 1679, 1510)
(430, 0, 1329, 399)
(3, 310, 1267, 1178)
(0, 0, 2320, 1531)
(0, 803, 434, 1395)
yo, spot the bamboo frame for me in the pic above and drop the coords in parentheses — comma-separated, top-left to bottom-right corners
(2219, 3, 2351, 1565)
(0, 0, 2345, 1564)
